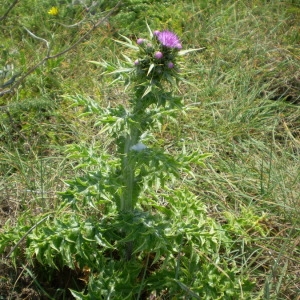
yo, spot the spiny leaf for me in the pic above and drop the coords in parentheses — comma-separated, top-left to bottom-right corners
(113, 38, 139, 50)
(178, 47, 206, 56)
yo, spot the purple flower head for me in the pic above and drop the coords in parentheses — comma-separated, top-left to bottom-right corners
(154, 51, 163, 59)
(137, 38, 145, 45)
(155, 30, 182, 49)
(153, 30, 160, 36)
(167, 61, 174, 69)
(134, 59, 139, 65)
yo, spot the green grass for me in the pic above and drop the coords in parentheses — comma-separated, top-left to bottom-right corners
(1, 0, 299, 299)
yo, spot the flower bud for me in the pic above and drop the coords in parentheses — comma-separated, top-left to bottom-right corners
(154, 51, 163, 59)
(167, 62, 174, 68)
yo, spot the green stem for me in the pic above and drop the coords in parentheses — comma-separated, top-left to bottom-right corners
(120, 127, 140, 261)
(119, 95, 148, 212)
(120, 126, 139, 212)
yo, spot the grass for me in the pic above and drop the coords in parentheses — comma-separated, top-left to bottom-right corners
(1, 0, 299, 299)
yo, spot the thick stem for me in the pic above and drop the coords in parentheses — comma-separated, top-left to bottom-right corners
(120, 127, 139, 261)
(119, 127, 139, 212)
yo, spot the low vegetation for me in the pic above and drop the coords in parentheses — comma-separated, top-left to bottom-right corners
(0, 0, 299, 299)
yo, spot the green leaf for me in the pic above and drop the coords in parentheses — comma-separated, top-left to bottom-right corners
(142, 85, 152, 98)
(88, 60, 107, 67)
(145, 20, 153, 39)
(147, 63, 155, 76)
(108, 67, 134, 75)
(122, 53, 133, 63)
(113, 38, 139, 50)
(173, 279, 201, 299)
(178, 47, 206, 56)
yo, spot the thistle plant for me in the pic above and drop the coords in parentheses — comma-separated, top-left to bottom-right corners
(87, 25, 207, 213)
(116, 29, 183, 212)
